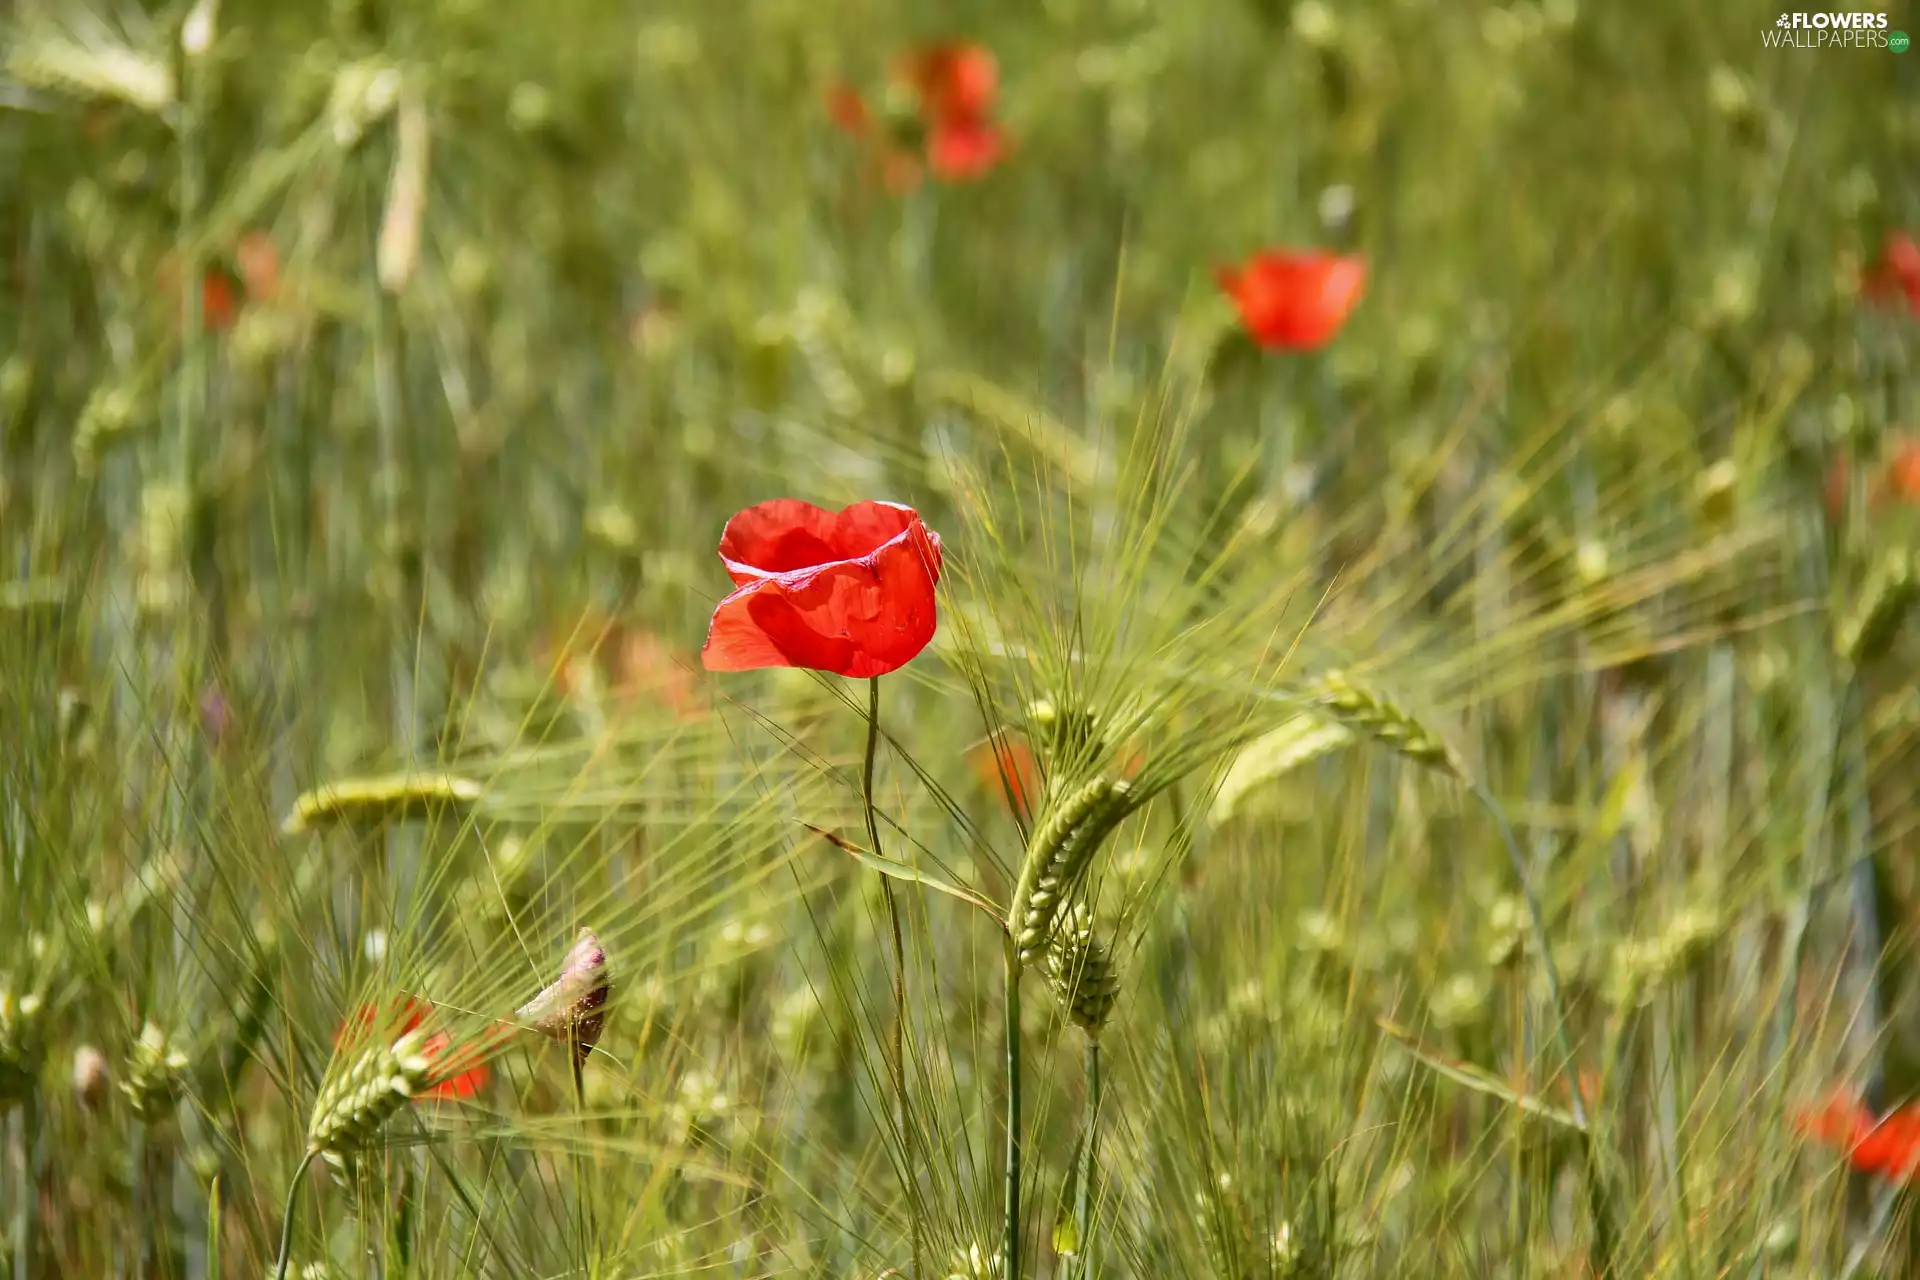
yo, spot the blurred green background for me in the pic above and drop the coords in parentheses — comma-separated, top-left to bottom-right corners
(6, 0, 1920, 1277)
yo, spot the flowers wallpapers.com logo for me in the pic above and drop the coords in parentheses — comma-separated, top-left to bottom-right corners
(1764, 12, 1907, 47)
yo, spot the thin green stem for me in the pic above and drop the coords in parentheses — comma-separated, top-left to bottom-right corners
(270, 1150, 315, 1280)
(863, 676, 920, 1277)
(1003, 940, 1023, 1280)
(1472, 780, 1616, 1275)
(11, 1095, 35, 1280)
(1073, 1035, 1101, 1280)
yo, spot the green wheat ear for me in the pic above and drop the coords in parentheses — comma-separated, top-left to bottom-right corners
(280, 773, 485, 836)
(1299, 670, 1464, 779)
(1045, 903, 1120, 1036)
(0, 987, 47, 1102)
(120, 1022, 190, 1124)
(1008, 777, 1135, 967)
(305, 1031, 432, 1173)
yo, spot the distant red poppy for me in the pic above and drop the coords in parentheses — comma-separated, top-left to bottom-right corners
(968, 736, 1041, 821)
(902, 42, 999, 124)
(1796, 1092, 1920, 1182)
(1862, 232, 1920, 313)
(827, 40, 1007, 190)
(700, 499, 943, 679)
(1217, 251, 1367, 351)
(1887, 436, 1920, 504)
(825, 81, 872, 137)
(928, 117, 1007, 183)
(336, 998, 493, 1102)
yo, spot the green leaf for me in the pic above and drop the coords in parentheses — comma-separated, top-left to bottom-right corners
(1376, 1018, 1587, 1132)
(800, 823, 1005, 922)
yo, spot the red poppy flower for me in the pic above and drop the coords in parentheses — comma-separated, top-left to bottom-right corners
(1795, 1092, 1920, 1182)
(902, 42, 998, 124)
(968, 736, 1041, 821)
(927, 117, 1007, 182)
(1216, 250, 1368, 352)
(336, 998, 493, 1102)
(1862, 232, 1920, 313)
(700, 499, 943, 679)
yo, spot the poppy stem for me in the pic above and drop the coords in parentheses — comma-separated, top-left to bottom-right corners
(863, 676, 920, 1277)
(270, 1150, 315, 1280)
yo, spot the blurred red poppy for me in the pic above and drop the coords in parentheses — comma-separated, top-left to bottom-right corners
(825, 81, 872, 136)
(336, 997, 493, 1102)
(828, 40, 1006, 190)
(1887, 436, 1920, 504)
(542, 612, 703, 717)
(157, 230, 280, 332)
(928, 117, 1007, 183)
(968, 736, 1041, 822)
(902, 42, 999, 124)
(1862, 232, 1920, 313)
(1216, 250, 1367, 352)
(1795, 1092, 1920, 1182)
(700, 499, 943, 679)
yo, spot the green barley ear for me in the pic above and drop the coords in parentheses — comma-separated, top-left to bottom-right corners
(4, 22, 175, 114)
(280, 773, 484, 836)
(1007, 777, 1135, 966)
(1210, 714, 1356, 825)
(1299, 670, 1464, 779)
(1045, 904, 1120, 1036)
(1836, 546, 1918, 668)
(121, 1022, 189, 1124)
(1027, 697, 1105, 761)
(0, 987, 47, 1102)
(305, 1031, 432, 1173)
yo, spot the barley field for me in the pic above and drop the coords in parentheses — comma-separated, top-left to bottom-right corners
(4, 1, 1920, 1277)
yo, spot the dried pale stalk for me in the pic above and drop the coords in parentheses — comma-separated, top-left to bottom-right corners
(377, 92, 430, 294)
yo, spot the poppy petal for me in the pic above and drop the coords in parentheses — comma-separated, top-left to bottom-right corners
(718, 499, 927, 579)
